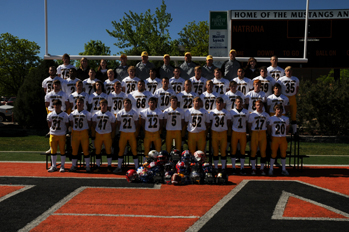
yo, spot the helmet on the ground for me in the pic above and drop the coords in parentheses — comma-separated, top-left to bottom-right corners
(126, 169, 138, 183)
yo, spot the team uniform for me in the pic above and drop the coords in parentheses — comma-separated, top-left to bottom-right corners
(248, 110, 270, 172)
(209, 108, 231, 169)
(177, 91, 198, 112)
(92, 110, 116, 167)
(88, 92, 108, 115)
(108, 91, 128, 116)
(104, 79, 120, 95)
(232, 77, 254, 95)
(224, 90, 245, 110)
(57, 64, 76, 80)
(129, 90, 153, 115)
(47, 111, 69, 172)
(212, 77, 230, 96)
(200, 91, 219, 113)
(115, 65, 129, 81)
(83, 78, 100, 95)
(185, 108, 210, 154)
(154, 88, 176, 112)
(42, 76, 65, 94)
(69, 91, 89, 111)
(277, 75, 300, 122)
(169, 77, 186, 93)
(245, 90, 266, 113)
(64, 78, 79, 96)
(163, 107, 185, 152)
(267, 66, 285, 81)
(144, 77, 162, 94)
(189, 76, 207, 95)
(122, 76, 140, 94)
(140, 108, 164, 156)
(45, 90, 69, 113)
(69, 109, 91, 159)
(267, 94, 289, 116)
(252, 75, 276, 97)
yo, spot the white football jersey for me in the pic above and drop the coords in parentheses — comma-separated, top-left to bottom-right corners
(104, 79, 120, 95)
(42, 76, 65, 94)
(248, 111, 270, 131)
(47, 111, 69, 136)
(163, 107, 185, 131)
(268, 115, 289, 137)
(69, 109, 91, 131)
(200, 91, 219, 113)
(145, 77, 162, 94)
(230, 108, 249, 133)
(169, 77, 186, 93)
(232, 77, 253, 95)
(69, 91, 89, 111)
(267, 94, 289, 114)
(129, 90, 153, 114)
(185, 108, 210, 133)
(83, 78, 100, 95)
(140, 108, 164, 132)
(189, 76, 207, 95)
(209, 109, 231, 132)
(224, 90, 245, 110)
(245, 90, 266, 113)
(252, 75, 276, 97)
(57, 64, 76, 80)
(277, 76, 300, 97)
(45, 90, 68, 112)
(88, 92, 108, 115)
(212, 77, 230, 96)
(267, 66, 285, 81)
(92, 111, 116, 134)
(154, 88, 176, 111)
(122, 76, 140, 94)
(108, 91, 128, 115)
(116, 109, 139, 133)
(177, 91, 198, 112)
(64, 78, 79, 95)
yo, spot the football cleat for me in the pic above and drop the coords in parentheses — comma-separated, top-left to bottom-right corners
(281, 170, 289, 176)
(48, 166, 57, 172)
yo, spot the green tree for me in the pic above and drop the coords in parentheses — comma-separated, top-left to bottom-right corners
(14, 60, 57, 130)
(317, 69, 349, 83)
(76, 40, 118, 71)
(177, 21, 209, 56)
(106, 0, 174, 57)
(0, 33, 40, 96)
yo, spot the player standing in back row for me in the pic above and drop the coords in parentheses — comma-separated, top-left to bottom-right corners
(267, 56, 285, 81)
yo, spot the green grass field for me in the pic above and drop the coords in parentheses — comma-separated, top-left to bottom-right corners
(0, 136, 348, 164)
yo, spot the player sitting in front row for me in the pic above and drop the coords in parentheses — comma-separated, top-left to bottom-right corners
(47, 99, 69, 172)
(267, 104, 290, 176)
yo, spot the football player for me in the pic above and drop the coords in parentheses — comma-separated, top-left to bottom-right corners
(248, 100, 270, 175)
(267, 104, 290, 176)
(129, 80, 153, 115)
(169, 66, 186, 93)
(267, 55, 285, 81)
(189, 66, 207, 95)
(177, 80, 198, 112)
(45, 80, 69, 114)
(209, 97, 231, 171)
(83, 69, 100, 95)
(122, 66, 140, 94)
(154, 77, 176, 112)
(163, 96, 185, 153)
(252, 66, 276, 97)
(200, 80, 220, 113)
(232, 68, 253, 95)
(277, 66, 299, 133)
(88, 81, 108, 116)
(57, 53, 76, 80)
(69, 80, 89, 111)
(212, 68, 230, 96)
(267, 83, 290, 116)
(104, 69, 120, 95)
(108, 82, 127, 116)
(42, 66, 65, 94)
(69, 98, 92, 172)
(245, 80, 267, 113)
(91, 99, 116, 172)
(144, 68, 162, 94)
(64, 68, 80, 114)
(224, 80, 245, 111)
(47, 99, 69, 172)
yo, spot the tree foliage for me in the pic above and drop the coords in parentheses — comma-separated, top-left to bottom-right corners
(14, 60, 56, 130)
(106, 0, 174, 56)
(76, 40, 118, 70)
(317, 69, 349, 83)
(0, 33, 40, 96)
(177, 21, 209, 56)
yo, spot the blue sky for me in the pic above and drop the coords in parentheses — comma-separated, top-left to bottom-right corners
(1, 0, 349, 58)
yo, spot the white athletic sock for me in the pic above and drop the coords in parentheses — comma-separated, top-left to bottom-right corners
(118, 158, 123, 169)
(134, 158, 139, 169)
(72, 159, 77, 167)
(281, 159, 286, 171)
(231, 157, 236, 169)
(251, 160, 256, 170)
(61, 155, 66, 166)
(51, 155, 57, 167)
(240, 158, 245, 169)
(107, 157, 112, 166)
(213, 160, 219, 169)
(85, 157, 90, 167)
(270, 158, 275, 170)
(96, 159, 101, 167)
(221, 159, 226, 169)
